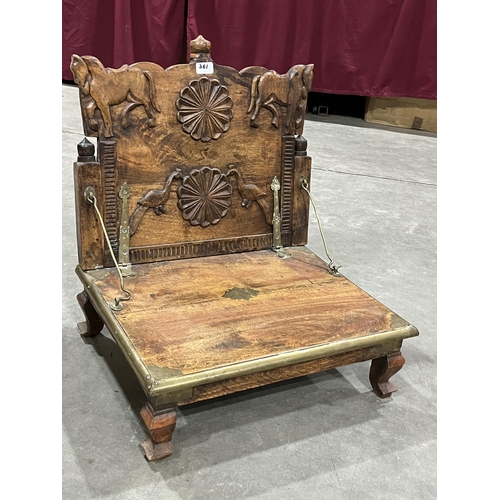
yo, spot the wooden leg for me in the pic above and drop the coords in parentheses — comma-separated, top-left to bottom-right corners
(140, 403, 177, 461)
(77, 290, 104, 337)
(369, 350, 405, 398)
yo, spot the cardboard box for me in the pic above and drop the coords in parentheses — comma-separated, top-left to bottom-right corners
(364, 97, 437, 133)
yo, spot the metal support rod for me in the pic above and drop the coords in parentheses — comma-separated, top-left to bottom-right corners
(299, 178, 341, 276)
(84, 186, 132, 310)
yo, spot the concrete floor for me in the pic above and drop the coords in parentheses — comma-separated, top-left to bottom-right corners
(62, 83, 436, 499)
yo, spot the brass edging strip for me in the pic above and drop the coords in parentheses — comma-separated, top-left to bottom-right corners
(75, 265, 418, 400)
(149, 324, 418, 397)
(75, 265, 152, 395)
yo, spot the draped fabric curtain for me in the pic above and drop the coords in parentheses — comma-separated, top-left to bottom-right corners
(62, 0, 186, 81)
(63, 0, 436, 99)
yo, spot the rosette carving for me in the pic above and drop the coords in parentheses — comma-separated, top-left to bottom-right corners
(177, 167, 232, 227)
(176, 78, 233, 141)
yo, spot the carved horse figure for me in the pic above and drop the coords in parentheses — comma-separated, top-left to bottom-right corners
(247, 64, 314, 134)
(70, 55, 161, 138)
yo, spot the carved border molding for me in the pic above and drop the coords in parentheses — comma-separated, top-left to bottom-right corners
(281, 136, 295, 245)
(99, 140, 118, 253)
(130, 234, 273, 263)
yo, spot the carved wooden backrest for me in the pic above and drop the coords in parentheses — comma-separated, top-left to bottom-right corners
(73, 36, 313, 271)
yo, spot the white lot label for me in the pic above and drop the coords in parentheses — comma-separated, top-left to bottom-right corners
(196, 62, 214, 74)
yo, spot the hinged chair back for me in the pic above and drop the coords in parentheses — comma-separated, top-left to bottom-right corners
(72, 35, 313, 270)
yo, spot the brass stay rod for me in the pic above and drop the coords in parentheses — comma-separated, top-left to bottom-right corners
(84, 186, 132, 311)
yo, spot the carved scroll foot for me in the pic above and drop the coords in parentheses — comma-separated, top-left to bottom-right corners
(140, 403, 177, 461)
(369, 350, 405, 399)
(76, 291, 104, 337)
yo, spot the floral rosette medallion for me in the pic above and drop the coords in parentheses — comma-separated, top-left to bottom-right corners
(176, 77, 233, 141)
(177, 167, 232, 227)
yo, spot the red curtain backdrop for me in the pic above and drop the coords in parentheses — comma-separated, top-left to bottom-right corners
(62, 0, 186, 81)
(186, 0, 436, 99)
(63, 0, 436, 100)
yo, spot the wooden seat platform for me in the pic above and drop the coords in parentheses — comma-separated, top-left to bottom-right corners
(78, 246, 417, 406)
(70, 35, 418, 461)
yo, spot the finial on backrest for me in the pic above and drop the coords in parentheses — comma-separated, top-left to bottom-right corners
(295, 135, 308, 156)
(77, 137, 95, 162)
(190, 35, 212, 62)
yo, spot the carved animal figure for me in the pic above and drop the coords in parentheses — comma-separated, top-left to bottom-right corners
(228, 167, 266, 208)
(129, 170, 182, 235)
(228, 167, 272, 226)
(247, 64, 314, 134)
(70, 54, 161, 138)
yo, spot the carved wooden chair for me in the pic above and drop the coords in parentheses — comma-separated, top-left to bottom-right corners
(71, 36, 418, 461)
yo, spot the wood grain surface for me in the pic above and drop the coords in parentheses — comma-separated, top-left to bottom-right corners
(177, 343, 399, 405)
(72, 38, 419, 458)
(91, 247, 408, 376)
(72, 38, 313, 270)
